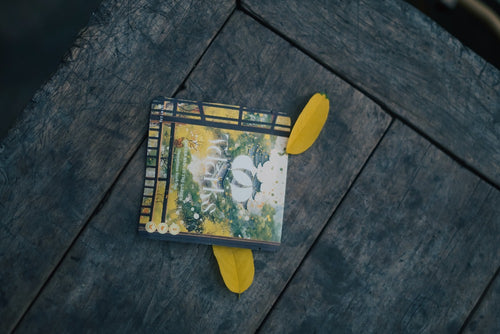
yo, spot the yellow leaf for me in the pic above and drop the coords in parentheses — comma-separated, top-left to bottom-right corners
(286, 93, 329, 154)
(212, 245, 254, 294)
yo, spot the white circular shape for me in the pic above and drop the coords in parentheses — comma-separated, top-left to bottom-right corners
(157, 223, 169, 234)
(169, 223, 180, 235)
(145, 221, 156, 233)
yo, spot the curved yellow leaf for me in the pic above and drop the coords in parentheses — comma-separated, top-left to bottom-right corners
(212, 245, 254, 294)
(286, 93, 330, 154)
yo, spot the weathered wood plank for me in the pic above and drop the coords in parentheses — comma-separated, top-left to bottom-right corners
(463, 270, 500, 333)
(243, 0, 500, 187)
(259, 121, 500, 333)
(15, 12, 391, 332)
(0, 0, 235, 331)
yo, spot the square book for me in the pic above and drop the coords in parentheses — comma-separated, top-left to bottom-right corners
(138, 97, 291, 251)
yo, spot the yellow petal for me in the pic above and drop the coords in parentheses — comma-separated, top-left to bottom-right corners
(286, 93, 330, 154)
(212, 245, 254, 294)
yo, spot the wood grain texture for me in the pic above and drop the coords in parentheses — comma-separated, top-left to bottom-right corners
(15, 12, 391, 332)
(243, 0, 500, 187)
(0, 0, 234, 331)
(463, 270, 500, 333)
(259, 121, 500, 333)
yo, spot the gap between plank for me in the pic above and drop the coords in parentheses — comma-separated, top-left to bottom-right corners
(10, 6, 237, 332)
(237, 4, 500, 192)
(255, 118, 396, 332)
(459, 265, 500, 333)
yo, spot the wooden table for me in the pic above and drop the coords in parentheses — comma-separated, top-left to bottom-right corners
(1, 1, 499, 332)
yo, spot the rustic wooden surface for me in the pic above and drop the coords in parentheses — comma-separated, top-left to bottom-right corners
(15, 12, 390, 332)
(259, 121, 500, 333)
(243, 0, 500, 188)
(1, 0, 499, 332)
(463, 270, 500, 333)
(0, 0, 235, 331)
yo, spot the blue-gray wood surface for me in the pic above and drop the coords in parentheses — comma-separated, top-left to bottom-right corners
(1, 0, 498, 332)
